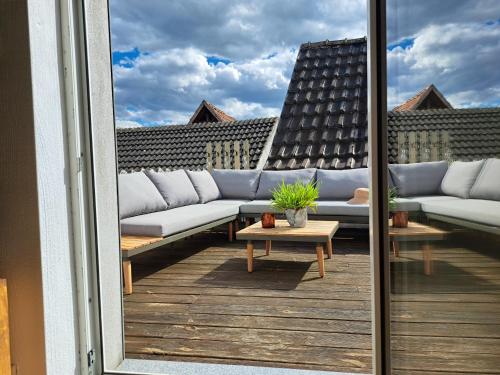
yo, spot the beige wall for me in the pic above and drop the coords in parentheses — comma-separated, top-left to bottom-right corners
(0, 1, 47, 373)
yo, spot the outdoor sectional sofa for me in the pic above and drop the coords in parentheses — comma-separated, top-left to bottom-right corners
(118, 158, 500, 293)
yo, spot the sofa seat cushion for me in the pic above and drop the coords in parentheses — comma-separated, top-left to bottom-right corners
(421, 199, 500, 227)
(394, 196, 460, 212)
(239, 200, 369, 216)
(206, 199, 250, 211)
(389, 161, 448, 197)
(120, 204, 239, 237)
(317, 168, 369, 200)
(118, 172, 168, 219)
(441, 160, 485, 199)
(255, 169, 316, 199)
(239, 200, 276, 214)
(315, 201, 369, 216)
(146, 169, 200, 208)
(211, 169, 261, 199)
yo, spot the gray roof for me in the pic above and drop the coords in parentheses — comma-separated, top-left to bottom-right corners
(265, 37, 368, 170)
(116, 117, 277, 172)
(388, 108, 500, 163)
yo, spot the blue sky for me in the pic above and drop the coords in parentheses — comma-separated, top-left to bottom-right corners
(109, 0, 500, 127)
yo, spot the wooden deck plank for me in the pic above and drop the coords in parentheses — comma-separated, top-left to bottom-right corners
(123, 233, 500, 373)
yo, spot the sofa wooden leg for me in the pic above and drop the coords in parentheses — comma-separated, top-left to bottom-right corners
(228, 222, 234, 242)
(245, 218, 251, 227)
(234, 219, 239, 233)
(123, 260, 132, 295)
(265, 240, 271, 256)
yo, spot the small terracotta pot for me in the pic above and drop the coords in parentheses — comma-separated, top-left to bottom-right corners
(261, 212, 275, 228)
(392, 211, 409, 228)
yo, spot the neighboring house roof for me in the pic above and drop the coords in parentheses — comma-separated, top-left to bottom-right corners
(265, 37, 368, 170)
(116, 117, 277, 172)
(387, 108, 500, 163)
(393, 84, 452, 112)
(188, 100, 236, 124)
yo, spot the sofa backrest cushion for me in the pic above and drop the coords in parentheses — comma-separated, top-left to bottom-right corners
(317, 168, 369, 200)
(146, 169, 200, 209)
(185, 170, 221, 203)
(255, 168, 317, 199)
(211, 169, 261, 199)
(469, 158, 500, 201)
(389, 161, 448, 197)
(118, 172, 168, 219)
(441, 160, 485, 199)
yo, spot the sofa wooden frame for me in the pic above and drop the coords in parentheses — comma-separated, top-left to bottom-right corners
(121, 215, 238, 294)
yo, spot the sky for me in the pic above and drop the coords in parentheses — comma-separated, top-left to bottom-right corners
(110, 0, 500, 128)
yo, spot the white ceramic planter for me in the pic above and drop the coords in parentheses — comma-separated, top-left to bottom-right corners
(285, 208, 308, 228)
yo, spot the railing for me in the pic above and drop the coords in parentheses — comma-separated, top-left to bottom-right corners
(396, 130, 452, 164)
(206, 140, 251, 171)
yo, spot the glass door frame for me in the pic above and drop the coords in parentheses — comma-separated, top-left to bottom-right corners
(69, 0, 394, 373)
(367, 0, 392, 373)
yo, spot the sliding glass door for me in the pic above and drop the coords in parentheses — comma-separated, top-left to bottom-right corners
(385, 1, 500, 373)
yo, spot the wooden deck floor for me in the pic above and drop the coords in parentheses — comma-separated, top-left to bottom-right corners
(123, 229, 500, 374)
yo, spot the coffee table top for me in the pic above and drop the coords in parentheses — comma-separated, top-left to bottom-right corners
(389, 221, 450, 241)
(236, 220, 339, 242)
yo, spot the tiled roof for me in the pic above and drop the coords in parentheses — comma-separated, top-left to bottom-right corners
(393, 84, 452, 112)
(188, 100, 236, 124)
(117, 117, 277, 172)
(388, 108, 500, 163)
(265, 38, 368, 170)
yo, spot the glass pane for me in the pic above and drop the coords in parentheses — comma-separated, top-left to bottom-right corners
(110, 1, 375, 373)
(387, 1, 500, 373)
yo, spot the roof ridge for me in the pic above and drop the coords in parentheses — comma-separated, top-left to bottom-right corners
(388, 107, 500, 116)
(116, 116, 279, 132)
(299, 37, 367, 50)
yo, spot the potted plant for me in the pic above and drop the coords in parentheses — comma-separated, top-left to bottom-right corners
(389, 187, 408, 228)
(271, 180, 319, 228)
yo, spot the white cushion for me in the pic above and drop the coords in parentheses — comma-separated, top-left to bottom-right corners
(470, 159, 500, 201)
(317, 169, 368, 200)
(441, 160, 485, 199)
(118, 172, 168, 219)
(186, 170, 221, 203)
(146, 169, 199, 209)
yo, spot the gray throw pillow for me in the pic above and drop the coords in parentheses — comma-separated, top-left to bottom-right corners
(211, 169, 261, 199)
(317, 168, 369, 200)
(146, 169, 200, 208)
(186, 170, 221, 203)
(470, 159, 500, 201)
(255, 168, 317, 199)
(389, 161, 448, 197)
(441, 160, 485, 199)
(118, 172, 168, 219)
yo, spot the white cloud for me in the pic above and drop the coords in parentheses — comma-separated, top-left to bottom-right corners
(388, 22, 500, 109)
(116, 120, 143, 128)
(220, 98, 280, 119)
(109, 0, 367, 125)
(112, 47, 295, 124)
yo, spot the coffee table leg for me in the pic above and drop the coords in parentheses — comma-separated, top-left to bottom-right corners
(247, 240, 254, 273)
(265, 240, 271, 256)
(316, 243, 325, 278)
(392, 241, 400, 257)
(326, 240, 333, 259)
(423, 243, 432, 275)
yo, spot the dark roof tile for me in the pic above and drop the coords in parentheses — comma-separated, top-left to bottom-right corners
(265, 37, 368, 170)
(117, 117, 277, 172)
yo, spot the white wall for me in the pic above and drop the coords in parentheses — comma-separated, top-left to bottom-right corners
(0, 1, 80, 374)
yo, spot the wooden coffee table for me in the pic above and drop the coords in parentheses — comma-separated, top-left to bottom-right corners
(389, 221, 451, 275)
(236, 220, 339, 278)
